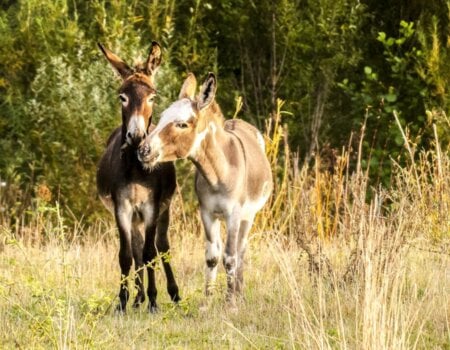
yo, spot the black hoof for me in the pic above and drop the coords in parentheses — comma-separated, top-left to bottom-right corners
(132, 294, 145, 308)
(171, 294, 181, 303)
(115, 303, 126, 314)
(168, 283, 181, 303)
(148, 303, 159, 314)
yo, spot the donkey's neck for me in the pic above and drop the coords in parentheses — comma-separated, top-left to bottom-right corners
(189, 122, 238, 189)
(119, 134, 144, 175)
(120, 146, 141, 173)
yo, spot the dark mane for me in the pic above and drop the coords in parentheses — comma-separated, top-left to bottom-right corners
(106, 126, 121, 146)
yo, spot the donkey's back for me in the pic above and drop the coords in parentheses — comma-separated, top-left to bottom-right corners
(224, 119, 272, 210)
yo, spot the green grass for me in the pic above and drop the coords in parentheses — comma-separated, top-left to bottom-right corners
(0, 220, 448, 349)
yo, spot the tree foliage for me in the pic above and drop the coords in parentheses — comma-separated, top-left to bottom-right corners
(0, 0, 449, 222)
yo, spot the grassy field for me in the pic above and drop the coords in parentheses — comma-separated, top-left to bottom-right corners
(0, 211, 448, 349)
(1, 114, 449, 349)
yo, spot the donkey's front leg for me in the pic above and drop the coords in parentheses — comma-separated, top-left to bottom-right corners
(143, 223, 158, 313)
(156, 209, 180, 303)
(115, 203, 134, 313)
(131, 227, 145, 308)
(200, 210, 222, 295)
(224, 207, 241, 304)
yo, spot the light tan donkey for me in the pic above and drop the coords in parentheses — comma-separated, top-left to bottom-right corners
(138, 73, 273, 306)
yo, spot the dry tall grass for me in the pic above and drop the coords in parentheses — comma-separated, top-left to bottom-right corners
(0, 106, 449, 348)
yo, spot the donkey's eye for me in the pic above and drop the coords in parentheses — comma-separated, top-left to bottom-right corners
(176, 122, 189, 129)
(147, 95, 156, 103)
(119, 94, 128, 105)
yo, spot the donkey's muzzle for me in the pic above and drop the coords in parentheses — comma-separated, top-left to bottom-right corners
(138, 142, 159, 167)
(126, 130, 146, 147)
(138, 141, 151, 160)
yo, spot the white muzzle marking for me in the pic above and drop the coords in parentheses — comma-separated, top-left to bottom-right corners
(149, 134, 163, 161)
(127, 115, 146, 143)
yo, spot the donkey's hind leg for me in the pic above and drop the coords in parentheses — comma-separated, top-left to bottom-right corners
(235, 215, 255, 295)
(156, 209, 180, 303)
(131, 226, 145, 308)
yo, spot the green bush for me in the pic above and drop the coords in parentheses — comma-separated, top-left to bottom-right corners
(0, 0, 449, 223)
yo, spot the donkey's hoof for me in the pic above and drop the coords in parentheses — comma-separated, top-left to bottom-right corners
(148, 303, 159, 314)
(171, 295, 181, 304)
(132, 301, 143, 309)
(226, 303, 238, 314)
(226, 296, 238, 313)
(199, 298, 213, 313)
(132, 294, 145, 308)
(114, 303, 127, 314)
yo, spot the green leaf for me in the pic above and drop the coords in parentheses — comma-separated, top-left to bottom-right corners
(384, 106, 394, 113)
(385, 93, 397, 102)
(369, 157, 379, 167)
(400, 20, 409, 28)
(377, 32, 386, 42)
(386, 38, 395, 46)
(395, 135, 404, 146)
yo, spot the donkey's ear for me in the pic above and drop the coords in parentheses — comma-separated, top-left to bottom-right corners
(98, 43, 132, 79)
(145, 41, 162, 76)
(179, 73, 197, 100)
(197, 73, 216, 110)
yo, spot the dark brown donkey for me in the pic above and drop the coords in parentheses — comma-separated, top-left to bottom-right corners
(96, 42, 180, 313)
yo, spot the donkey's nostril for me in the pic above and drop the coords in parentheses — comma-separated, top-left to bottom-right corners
(127, 131, 145, 146)
(142, 143, 150, 155)
(138, 142, 147, 156)
(138, 143, 153, 164)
